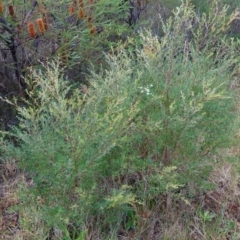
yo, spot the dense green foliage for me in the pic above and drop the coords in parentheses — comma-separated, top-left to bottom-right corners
(1, 0, 240, 239)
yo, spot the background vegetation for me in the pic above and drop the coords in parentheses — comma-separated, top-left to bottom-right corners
(1, 0, 240, 239)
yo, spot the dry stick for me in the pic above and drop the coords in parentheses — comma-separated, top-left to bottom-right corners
(8, 5, 15, 17)
(126, 0, 148, 27)
(21, 0, 38, 27)
(9, 35, 25, 89)
(0, 49, 10, 79)
(17, 1, 38, 88)
(0, 17, 25, 88)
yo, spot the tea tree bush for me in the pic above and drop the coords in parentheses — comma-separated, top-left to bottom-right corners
(0, 57, 142, 237)
(192, 0, 240, 14)
(128, 1, 240, 196)
(1, 0, 240, 238)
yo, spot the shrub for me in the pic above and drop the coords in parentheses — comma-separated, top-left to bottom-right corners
(0, 56, 142, 237)
(1, 0, 239, 238)
(128, 1, 239, 196)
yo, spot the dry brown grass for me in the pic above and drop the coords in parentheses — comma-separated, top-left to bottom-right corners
(0, 158, 23, 239)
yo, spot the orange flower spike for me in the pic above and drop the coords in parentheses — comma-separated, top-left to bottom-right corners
(78, 8, 86, 19)
(137, 0, 142, 7)
(27, 22, 37, 38)
(8, 5, 15, 16)
(79, 0, 84, 8)
(90, 26, 96, 35)
(87, 15, 92, 23)
(17, 24, 22, 33)
(87, 15, 92, 28)
(68, 6, 74, 14)
(68, 2, 76, 14)
(0, 2, 4, 14)
(37, 18, 46, 33)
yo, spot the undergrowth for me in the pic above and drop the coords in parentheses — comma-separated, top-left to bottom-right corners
(1, 0, 240, 239)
